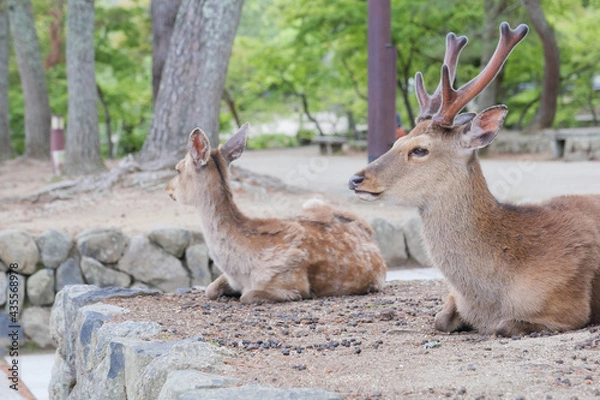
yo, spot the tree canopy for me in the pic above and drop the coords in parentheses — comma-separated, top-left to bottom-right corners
(3, 0, 600, 161)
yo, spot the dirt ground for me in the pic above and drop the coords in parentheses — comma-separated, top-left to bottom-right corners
(1, 152, 600, 399)
(0, 154, 416, 236)
(106, 282, 600, 400)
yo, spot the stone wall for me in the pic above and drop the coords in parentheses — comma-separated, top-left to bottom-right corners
(49, 285, 341, 400)
(488, 130, 550, 154)
(0, 218, 432, 348)
(0, 227, 217, 349)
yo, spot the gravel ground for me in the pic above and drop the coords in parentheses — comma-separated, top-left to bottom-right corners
(106, 280, 600, 400)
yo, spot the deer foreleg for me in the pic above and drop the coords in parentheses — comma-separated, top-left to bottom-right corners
(434, 294, 471, 332)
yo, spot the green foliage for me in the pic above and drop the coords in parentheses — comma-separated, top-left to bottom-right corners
(296, 129, 316, 145)
(6, 0, 600, 160)
(228, 0, 600, 132)
(246, 133, 298, 150)
(7, 0, 151, 156)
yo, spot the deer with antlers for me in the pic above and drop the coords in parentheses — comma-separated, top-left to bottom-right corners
(167, 124, 386, 304)
(349, 23, 600, 336)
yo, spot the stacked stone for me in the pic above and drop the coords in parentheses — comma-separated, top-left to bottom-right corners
(0, 227, 216, 348)
(0, 217, 434, 349)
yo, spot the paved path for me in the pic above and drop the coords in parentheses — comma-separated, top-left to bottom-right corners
(237, 146, 600, 201)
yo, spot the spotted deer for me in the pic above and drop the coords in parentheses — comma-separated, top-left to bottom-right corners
(167, 124, 386, 304)
(349, 23, 600, 336)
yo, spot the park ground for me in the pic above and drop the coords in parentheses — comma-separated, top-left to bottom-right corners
(1, 146, 600, 399)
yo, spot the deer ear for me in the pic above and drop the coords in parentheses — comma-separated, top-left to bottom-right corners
(461, 105, 507, 150)
(188, 128, 211, 166)
(221, 122, 249, 164)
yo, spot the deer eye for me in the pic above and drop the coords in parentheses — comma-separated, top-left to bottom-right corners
(409, 147, 429, 158)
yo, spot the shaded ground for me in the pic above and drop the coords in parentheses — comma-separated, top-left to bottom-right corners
(107, 281, 600, 400)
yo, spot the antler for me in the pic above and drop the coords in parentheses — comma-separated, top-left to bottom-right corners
(415, 33, 468, 122)
(416, 22, 529, 127)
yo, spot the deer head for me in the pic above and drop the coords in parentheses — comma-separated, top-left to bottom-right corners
(166, 123, 249, 205)
(349, 23, 528, 209)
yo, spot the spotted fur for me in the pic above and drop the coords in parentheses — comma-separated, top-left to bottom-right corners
(167, 124, 386, 304)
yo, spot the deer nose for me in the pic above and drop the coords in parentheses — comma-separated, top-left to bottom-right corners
(348, 174, 365, 190)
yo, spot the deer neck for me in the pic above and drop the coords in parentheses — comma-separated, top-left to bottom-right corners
(193, 157, 251, 260)
(419, 157, 503, 274)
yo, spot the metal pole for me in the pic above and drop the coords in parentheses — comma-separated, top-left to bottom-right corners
(367, 0, 396, 162)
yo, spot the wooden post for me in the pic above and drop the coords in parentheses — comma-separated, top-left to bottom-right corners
(367, 0, 397, 162)
(50, 115, 65, 175)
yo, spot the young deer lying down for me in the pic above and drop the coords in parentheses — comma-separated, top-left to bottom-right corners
(167, 124, 386, 304)
(349, 22, 600, 336)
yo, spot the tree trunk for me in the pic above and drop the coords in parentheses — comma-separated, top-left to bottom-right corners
(139, 0, 244, 167)
(477, 0, 507, 111)
(222, 88, 241, 128)
(0, 0, 13, 160)
(299, 93, 324, 136)
(64, 0, 105, 175)
(45, 1, 64, 70)
(8, 0, 51, 159)
(97, 83, 113, 159)
(522, 0, 560, 132)
(151, 0, 181, 104)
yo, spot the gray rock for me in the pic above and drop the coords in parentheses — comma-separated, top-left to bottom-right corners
(370, 218, 408, 267)
(50, 285, 160, 359)
(76, 228, 128, 264)
(49, 351, 75, 400)
(36, 230, 72, 269)
(26, 269, 55, 306)
(401, 217, 433, 267)
(117, 235, 190, 292)
(4, 273, 25, 318)
(0, 230, 40, 275)
(129, 281, 152, 290)
(158, 370, 240, 400)
(21, 306, 53, 348)
(186, 244, 211, 287)
(189, 230, 206, 246)
(50, 285, 100, 358)
(0, 272, 7, 306)
(179, 383, 342, 400)
(119, 338, 188, 400)
(69, 304, 135, 400)
(55, 257, 85, 292)
(133, 339, 232, 399)
(73, 304, 151, 371)
(81, 257, 132, 288)
(0, 311, 24, 349)
(148, 227, 190, 258)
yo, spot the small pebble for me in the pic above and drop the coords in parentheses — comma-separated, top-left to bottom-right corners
(355, 346, 361, 354)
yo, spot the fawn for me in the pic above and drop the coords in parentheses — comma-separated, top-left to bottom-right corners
(167, 123, 386, 304)
(349, 22, 600, 336)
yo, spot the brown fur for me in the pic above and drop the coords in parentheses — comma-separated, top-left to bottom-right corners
(351, 114, 600, 336)
(166, 124, 386, 304)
